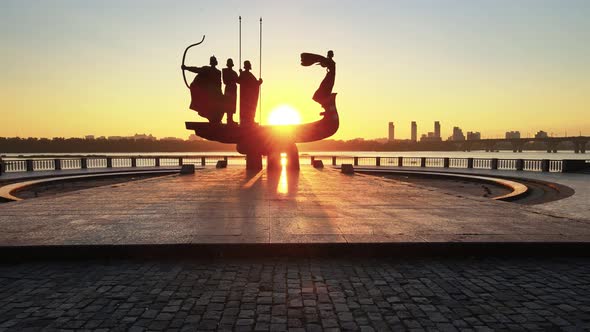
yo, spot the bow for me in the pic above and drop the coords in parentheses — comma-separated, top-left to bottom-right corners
(181, 35, 206, 89)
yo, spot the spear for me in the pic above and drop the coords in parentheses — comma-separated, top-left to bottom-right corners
(259, 17, 262, 124)
(239, 16, 242, 69)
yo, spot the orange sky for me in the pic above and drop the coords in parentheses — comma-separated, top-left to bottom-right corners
(1, 1, 589, 140)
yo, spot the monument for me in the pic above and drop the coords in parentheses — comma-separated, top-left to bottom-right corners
(182, 35, 339, 171)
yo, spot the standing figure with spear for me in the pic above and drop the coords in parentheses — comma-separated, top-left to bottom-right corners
(237, 17, 263, 126)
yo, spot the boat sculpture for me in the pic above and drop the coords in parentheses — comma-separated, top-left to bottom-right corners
(184, 39, 338, 171)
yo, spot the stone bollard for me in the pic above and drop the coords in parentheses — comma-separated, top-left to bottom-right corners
(180, 164, 195, 174)
(341, 164, 354, 174)
(312, 160, 324, 168)
(491, 158, 498, 170)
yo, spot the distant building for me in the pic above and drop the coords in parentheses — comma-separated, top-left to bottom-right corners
(420, 132, 442, 142)
(449, 127, 465, 141)
(388, 122, 395, 141)
(107, 136, 125, 140)
(434, 121, 441, 138)
(97, 136, 106, 140)
(160, 137, 184, 142)
(411, 121, 417, 142)
(133, 133, 156, 141)
(505, 131, 520, 139)
(85, 135, 95, 140)
(535, 130, 548, 139)
(466, 131, 481, 140)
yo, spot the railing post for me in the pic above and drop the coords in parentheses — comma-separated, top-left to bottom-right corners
(420, 157, 426, 168)
(332, 156, 336, 166)
(155, 157, 160, 167)
(353, 157, 358, 166)
(541, 159, 550, 172)
(516, 159, 524, 171)
(0, 159, 4, 176)
(54, 159, 62, 170)
(179, 157, 183, 166)
(467, 158, 474, 169)
(81, 158, 87, 169)
(131, 157, 137, 168)
(201, 157, 206, 166)
(490, 158, 498, 170)
(106, 157, 113, 168)
(398, 156, 403, 167)
(26, 159, 34, 172)
(311, 156, 315, 165)
(376, 157, 381, 167)
(443, 158, 450, 168)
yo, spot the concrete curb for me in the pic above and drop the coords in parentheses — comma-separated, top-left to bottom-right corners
(0, 169, 182, 201)
(351, 167, 529, 201)
(1, 243, 589, 261)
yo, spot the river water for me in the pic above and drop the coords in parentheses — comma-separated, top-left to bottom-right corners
(2, 151, 589, 160)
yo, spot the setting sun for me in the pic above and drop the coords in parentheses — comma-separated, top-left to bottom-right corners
(267, 105, 301, 126)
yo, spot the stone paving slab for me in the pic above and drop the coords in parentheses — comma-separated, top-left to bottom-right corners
(0, 166, 589, 246)
(0, 257, 589, 330)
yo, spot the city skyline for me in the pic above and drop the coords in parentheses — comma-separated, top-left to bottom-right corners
(1, 1, 589, 140)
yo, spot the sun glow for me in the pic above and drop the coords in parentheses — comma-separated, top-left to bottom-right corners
(267, 105, 301, 125)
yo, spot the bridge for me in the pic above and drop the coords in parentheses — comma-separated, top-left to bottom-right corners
(446, 136, 589, 153)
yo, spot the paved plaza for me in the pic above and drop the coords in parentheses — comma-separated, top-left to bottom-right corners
(1, 257, 590, 331)
(1, 166, 590, 330)
(0, 167, 589, 245)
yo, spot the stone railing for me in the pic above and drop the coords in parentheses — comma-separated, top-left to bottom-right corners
(309, 156, 590, 173)
(0, 155, 245, 175)
(0, 155, 588, 175)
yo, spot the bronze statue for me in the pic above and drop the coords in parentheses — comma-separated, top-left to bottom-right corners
(222, 58, 238, 125)
(301, 50, 335, 107)
(182, 55, 224, 123)
(237, 60, 263, 126)
(186, 50, 338, 171)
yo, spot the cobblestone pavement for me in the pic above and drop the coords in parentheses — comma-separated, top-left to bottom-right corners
(1, 258, 589, 331)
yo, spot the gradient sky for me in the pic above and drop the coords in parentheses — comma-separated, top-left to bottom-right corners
(1, 0, 589, 140)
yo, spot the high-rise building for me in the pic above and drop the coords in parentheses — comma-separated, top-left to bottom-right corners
(411, 121, 417, 142)
(434, 121, 441, 138)
(505, 131, 520, 139)
(466, 131, 481, 140)
(450, 127, 465, 141)
(388, 122, 395, 141)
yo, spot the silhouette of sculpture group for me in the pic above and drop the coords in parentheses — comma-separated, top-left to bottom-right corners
(183, 51, 335, 125)
(182, 57, 262, 125)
